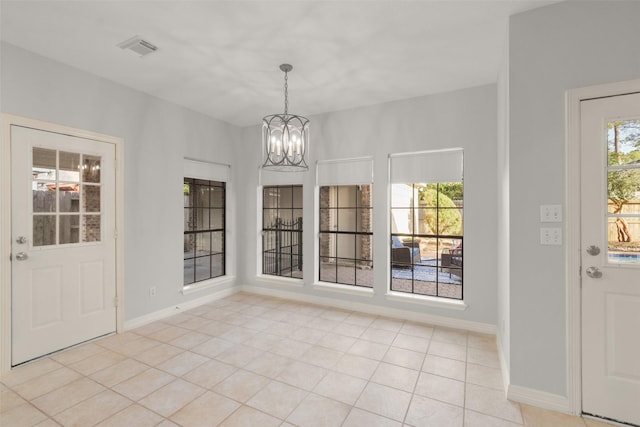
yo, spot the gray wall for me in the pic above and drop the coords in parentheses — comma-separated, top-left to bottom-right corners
(0, 42, 241, 320)
(508, 1, 640, 396)
(238, 84, 499, 326)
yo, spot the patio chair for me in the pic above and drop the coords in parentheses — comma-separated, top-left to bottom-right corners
(391, 236, 421, 266)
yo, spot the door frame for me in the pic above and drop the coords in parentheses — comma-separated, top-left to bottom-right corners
(0, 114, 125, 376)
(566, 78, 640, 416)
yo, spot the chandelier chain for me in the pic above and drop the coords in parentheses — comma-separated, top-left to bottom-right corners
(283, 70, 289, 115)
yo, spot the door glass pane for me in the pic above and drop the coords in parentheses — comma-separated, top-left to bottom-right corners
(58, 185, 80, 212)
(607, 119, 640, 166)
(83, 185, 100, 212)
(82, 155, 101, 183)
(83, 215, 101, 242)
(60, 215, 80, 244)
(32, 148, 56, 180)
(33, 215, 56, 246)
(59, 151, 80, 182)
(607, 119, 640, 264)
(33, 182, 56, 212)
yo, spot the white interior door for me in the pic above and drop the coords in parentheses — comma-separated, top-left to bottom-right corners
(581, 92, 640, 426)
(11, 125, 116, 366)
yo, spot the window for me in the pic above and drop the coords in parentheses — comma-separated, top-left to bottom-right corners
(262, 185, 303, 278)
(32, 148, 102, 246)
(390, 150, 463, 300)
(184, 178, 225, 285)
(319, 185, 373, 287)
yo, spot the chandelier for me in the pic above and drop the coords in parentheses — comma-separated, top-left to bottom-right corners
(262, 64, 309, 171)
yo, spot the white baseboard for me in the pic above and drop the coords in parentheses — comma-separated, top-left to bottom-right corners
(496, 332, 510, 395)
(508, 384, 570, 414)
(124, 286, 239, 331)
(240, 284, 496, 334)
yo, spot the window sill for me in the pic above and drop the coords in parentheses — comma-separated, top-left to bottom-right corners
(313, 282, 374, 297)
(182, 276, 235, 295)
(385, 291, 467, 311)
(256, 275, 304, 288)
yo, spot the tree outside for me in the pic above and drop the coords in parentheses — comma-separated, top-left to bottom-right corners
(608, 119, 640, 247)
(418, 182, 463, 236)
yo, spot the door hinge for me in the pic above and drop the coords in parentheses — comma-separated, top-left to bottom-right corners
(114, 296, 119, 307)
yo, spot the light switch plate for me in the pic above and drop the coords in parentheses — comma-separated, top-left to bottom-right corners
(540, 227, 562, 245)
(540, 205, 562, 222)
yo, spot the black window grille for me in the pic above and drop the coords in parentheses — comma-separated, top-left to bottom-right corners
(262, 185, 303, 278)
(184, 178, 225, 285)
(319, 185, 373, 287)
(390, 182, 463, 300)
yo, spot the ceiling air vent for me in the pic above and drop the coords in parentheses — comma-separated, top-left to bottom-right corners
(117, 36, 158, 57)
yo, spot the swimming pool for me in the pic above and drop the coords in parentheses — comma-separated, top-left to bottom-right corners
(608, 252, 640, 263)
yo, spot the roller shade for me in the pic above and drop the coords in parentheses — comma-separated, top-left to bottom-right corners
(316, 157, 373, 186)
(184, 158, 230, 182)
(390, 149, 463, 183)
(260, 168, 305, 186)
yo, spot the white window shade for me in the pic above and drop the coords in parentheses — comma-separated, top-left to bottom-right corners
(390, 149, 463, 184)
(316, 157, 373, 186)
(260, 168, 305, 186)
(184, 158, 229, 182)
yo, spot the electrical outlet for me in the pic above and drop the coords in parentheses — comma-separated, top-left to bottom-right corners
(149, 286, 157, 297)
(540, 227, 562, 245)
(540, 204, 562, 222)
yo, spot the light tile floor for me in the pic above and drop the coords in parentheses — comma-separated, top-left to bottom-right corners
(0, 292, 616, 426)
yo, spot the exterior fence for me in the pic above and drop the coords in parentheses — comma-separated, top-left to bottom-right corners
(263, 217, 303, 276)
(608, 202, 640, 242)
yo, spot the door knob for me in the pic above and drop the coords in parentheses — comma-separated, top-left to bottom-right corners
(586, 245, 600, 256)
(585, 266, 602, 279)
(14, 252, 28, 261)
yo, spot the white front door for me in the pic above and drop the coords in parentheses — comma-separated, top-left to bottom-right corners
(11, 125, 116, 366)
(581, 92, 640, 426)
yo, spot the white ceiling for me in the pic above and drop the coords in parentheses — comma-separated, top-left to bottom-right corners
(0, 1, 558, 127)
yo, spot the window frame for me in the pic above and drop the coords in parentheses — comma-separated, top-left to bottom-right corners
(318, 184, 373, 288)
(183, 177, 226, 286)
(389, 181, 463, 300)
(261, 184, 304, 279)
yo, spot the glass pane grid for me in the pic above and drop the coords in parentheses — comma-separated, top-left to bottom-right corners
(262, 185, 303, 278)
(184, 178, 226, 285)
(391, 182, 463, 300)
(606, 119, 640, 264)
(318, 185, 373, 287)
(32, 149, 103, 246)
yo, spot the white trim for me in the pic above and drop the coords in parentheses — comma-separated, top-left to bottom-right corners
(0, 114, 125, 376)
(313, 282, 375, 297)
(125, 286, 239, 330)
(385, 291, 467, 311)
(497, 331, 511, 396)
(182, 275, 236, 295)
(255, 275, 305, 288)
(565, 78, 640, 417)
(508, 384, 570, 414)
(241, 284, 495, 334)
